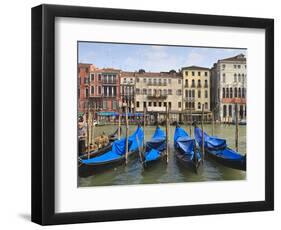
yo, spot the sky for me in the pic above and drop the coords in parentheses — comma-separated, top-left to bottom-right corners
(78, 42, 246, 72)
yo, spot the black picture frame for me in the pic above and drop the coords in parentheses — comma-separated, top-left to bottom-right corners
(31, 4, 274, 225)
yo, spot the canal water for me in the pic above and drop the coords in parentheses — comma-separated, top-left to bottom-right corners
(78, 124, 246, 187)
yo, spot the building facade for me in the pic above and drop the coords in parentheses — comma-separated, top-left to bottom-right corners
(211, 54, 247, 122)
(181, 66, 211, 122)
(134, 70, 183, 122)
(120, 72, 136, 113)
(78, 64, 121, 116)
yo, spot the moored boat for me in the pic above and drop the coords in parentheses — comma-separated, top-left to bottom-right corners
(78, 126, 144, 177)
(174, 126, 202, 172)
(194, 127, 246, 171)
(142, 126, 167, 168)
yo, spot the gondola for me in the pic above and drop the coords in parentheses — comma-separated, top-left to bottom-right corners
(78, 126, 144, 177)
(194, 127, 246, 171)
(141, 126, 167, 168)
(79, 127, 122, 159)
(174, 125, 202, 172)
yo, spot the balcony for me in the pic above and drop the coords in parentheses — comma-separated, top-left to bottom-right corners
(147, 94, 167, 100)
(183, 97, 195, 102)
(102, 80, 117, 85)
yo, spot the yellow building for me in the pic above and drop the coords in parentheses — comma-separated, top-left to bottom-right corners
(181, 66, 211, 121)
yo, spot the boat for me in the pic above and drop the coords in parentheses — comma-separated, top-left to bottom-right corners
(174, 125, 202, 172)
(79, 127, 122, 159)
(142, 126, 167, 168)
(78, 126, 144, 177)
(194, 127, 246, 171)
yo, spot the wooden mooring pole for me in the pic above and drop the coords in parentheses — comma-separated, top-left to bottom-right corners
(87, 103, 90, 159)
(212, 111, 214, 136)
(125, 106, 129, 165)
(189, 109, 192, 137)
(118, 108, 121, 140)
(166, 105, 169, 164)
(201, 104, 205, 163)
(235, 104, 239, 152)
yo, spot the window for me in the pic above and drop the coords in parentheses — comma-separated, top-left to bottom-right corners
(240, 105, 244, 119)
(159, 102, 162, 107)
(177, 89, 182, 95)
(226, 88, 229, 98)
(163, 79, 167, 85)
(163, 102, 167, 107)
(185, 90, 188, 97)
(153, 89, 157, 95)
(136, 88, 140, 94)
(234, 73, 237, 82)
(205, 72, 208, 76)
(222, 88, 225, 98)
(143, 78, 147, 83)
(85, 88, 88, 98)
(168, 102, 172, 108)
(84, 77, 88, 84)
(91, 74, 95, 81)
(178, 102, 181, 108)
(192, 90, 195, 98)
(189, 90, 192, 97)
(168, 79, 172, 84)
(185, 71, 188, 76)
(192, 71, 195, 76)
(158, 78, 162, 84)
(230, 88, 233, 98)
(234, 87, 238, 97)
(198, 102, 201, 110)
(148, 102, 152, 107)
(112, 101, 117, 110)
(238, 88, 242, 97)
(234, 64, 236, 69)
(168, 89, 172, 95)
(148, 78, 152, 84)
(153, 78, 157, 84)
(159, 89, 162, 95)
(204, 79, 208, 88)
(136, 101, 140, 108)
(238, 74, 241, 82)
(123, 78, 127, 83)
(153, 102, 157, 107)
(198, 80, 201, 88)
(222, 73, 226, 83)
(98, 86, 101, 94)
(91, 86, 94, 95)
(185, 79, 188, 87)
(242, 88, 246, 98)
(205, 90, 208, 98)
(136, 77, 140, 83)
(185, 102, 188, 109)
(223, 105, 227, 118)
(130, 78, 133, 83)
(229, 105, 232, 117)
(238, 65, 241, 69)
(205, 103, 208, 110)
(198, 72, 201, 76)
(191, 79, 195, 87)
(163, 89, 167, 95)
(222, 64, 225, 69)
(98, 74, 101, 81)
(143, 102, 146, 108)
(198, 90, 201, 98)
(143, 88, 147, 95)
(178, 79, 181, 84)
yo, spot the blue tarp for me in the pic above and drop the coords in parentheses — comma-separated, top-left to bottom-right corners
(128, 126, 144, 152)
(97, 111, 118, 116)
(174, 127, 201, 161)
(194, 127, 226, 150)
(144, 127, 166, 162)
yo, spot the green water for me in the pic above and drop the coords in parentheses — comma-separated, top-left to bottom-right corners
(78, 124, 246, 187)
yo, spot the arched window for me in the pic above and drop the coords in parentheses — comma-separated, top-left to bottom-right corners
(234, 73, 237, 82)
(240, 105, 244, 119)
(205, 90, 208, 98)
(198, 79, 201, 88)
(191, 79, 195, 87)
(238, 74, 241, 82)
(198, 90, 201, 98)
(226, 88, 229, 98)
(242, 88, 246, 98)
(185, 79, 188, 87)
(223, 105, 227, 118)
(234, 87, 238, 97)
(205, 102, 208, 110)
(222, 88, 225, 98)
(229, 105, 232, 117)
(185, 90, 188, 97)
(238, 88, 241, 98)
(222, 73, 226, 83)
(230, 88, 233, 98)
(198, 102, 201, 110)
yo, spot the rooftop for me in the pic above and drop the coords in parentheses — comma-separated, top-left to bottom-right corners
(219, 53, 246, 62)
(181, 65, 210, 71)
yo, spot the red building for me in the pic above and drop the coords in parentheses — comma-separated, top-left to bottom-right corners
(78, 64, 121, 116)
